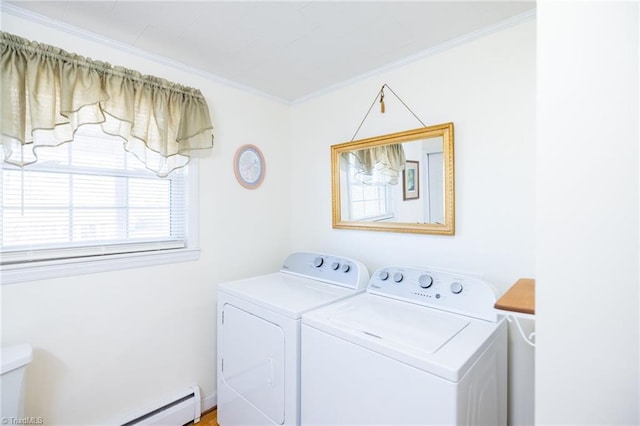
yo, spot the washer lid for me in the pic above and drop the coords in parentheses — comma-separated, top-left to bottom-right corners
(218, 272, 359, 319)
(315, 294, 469, 355)
(302, 293, 504, 382)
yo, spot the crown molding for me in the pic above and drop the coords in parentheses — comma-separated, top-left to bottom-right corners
(1, 2, 535, 106)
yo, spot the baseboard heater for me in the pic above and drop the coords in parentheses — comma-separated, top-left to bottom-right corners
(121, 386, 201, 426)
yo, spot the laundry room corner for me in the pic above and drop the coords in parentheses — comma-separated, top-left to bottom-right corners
(289, 17, 536, 426)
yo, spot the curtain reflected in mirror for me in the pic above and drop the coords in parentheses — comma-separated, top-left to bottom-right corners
(331, 123, 454, 235)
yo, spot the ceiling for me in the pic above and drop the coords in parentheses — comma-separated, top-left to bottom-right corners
(5, 1, 536, 102)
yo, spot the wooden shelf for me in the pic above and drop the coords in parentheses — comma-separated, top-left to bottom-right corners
(494, 278, 535, 315)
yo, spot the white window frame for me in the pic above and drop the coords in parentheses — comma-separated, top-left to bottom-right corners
(347, 181, 394, 222)
(345, 169, 394, 222)
(0, 158, 200, 285)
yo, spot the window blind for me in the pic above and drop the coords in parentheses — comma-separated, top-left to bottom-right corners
(346, 165, 393, 222)
(1, 125, 187, 265)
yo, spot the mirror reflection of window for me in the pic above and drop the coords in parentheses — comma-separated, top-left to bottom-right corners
(344, 157, 394, 222)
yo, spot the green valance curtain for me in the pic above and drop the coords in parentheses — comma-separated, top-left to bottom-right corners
(0, 32, 214, 177)
(343, 144, 406, 185)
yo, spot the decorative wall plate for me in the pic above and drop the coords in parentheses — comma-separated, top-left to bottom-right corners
(234, 144, 265, 189)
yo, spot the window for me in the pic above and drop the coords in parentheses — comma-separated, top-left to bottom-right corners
(346, 165, 393, 222)
(1, 126, 199, 284)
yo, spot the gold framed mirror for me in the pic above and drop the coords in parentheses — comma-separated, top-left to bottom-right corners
(331, 122, 454, 235)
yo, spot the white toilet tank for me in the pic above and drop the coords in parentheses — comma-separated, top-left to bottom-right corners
(1, 344, 33, 420)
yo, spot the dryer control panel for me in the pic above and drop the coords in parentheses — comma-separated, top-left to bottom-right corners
(368, 266, 499, 321)
(280, 252, 370, 290)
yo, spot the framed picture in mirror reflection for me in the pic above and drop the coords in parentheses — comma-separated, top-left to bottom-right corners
(403, 160, 419, 200)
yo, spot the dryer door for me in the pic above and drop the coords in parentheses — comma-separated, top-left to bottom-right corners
(220, 303, 286, 424)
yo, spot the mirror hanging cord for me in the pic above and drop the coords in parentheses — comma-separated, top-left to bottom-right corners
(350, 84, 427, 142)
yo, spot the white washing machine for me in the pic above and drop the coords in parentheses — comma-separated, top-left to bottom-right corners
(301, 266, 508, 426)
(217, 251, 369, 426)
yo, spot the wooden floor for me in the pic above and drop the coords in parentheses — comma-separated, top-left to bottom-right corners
(196, 408, 217, 426)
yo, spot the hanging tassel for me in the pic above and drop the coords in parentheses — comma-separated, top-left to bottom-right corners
(350, 83, 427, 142)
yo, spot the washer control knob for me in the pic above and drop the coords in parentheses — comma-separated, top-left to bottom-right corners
(331, 262, 340, 270)
(314, 257, 324, 268)
(450, 282, 463, 294)
(418, 274, 433, 289)
(393, 272, 404, 283)
(341, 264, 351, 273)
(379, 271, 389, 281)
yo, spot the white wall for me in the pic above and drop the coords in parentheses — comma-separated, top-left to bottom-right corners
(536, 2, 639, 424)
(1, 12, 292, 425)
(290, 19, 536, 426)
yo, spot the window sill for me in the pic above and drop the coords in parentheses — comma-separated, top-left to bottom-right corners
(0, 247, 200, 285)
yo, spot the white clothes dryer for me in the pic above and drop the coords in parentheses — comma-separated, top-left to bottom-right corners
(217, 252, 369, 426)
(301, 266, 507, 426)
